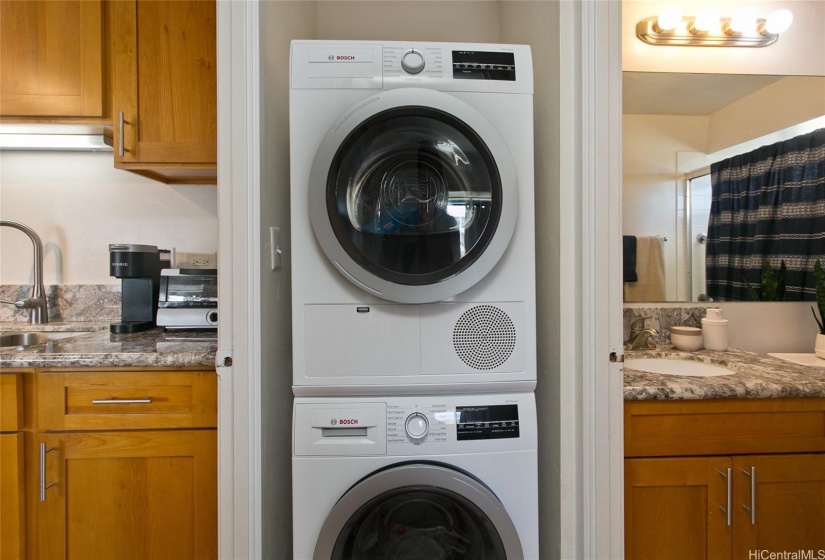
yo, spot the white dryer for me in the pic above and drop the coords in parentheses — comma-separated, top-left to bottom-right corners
(290, 41, 535, 394)
(292, 392, 538, 559)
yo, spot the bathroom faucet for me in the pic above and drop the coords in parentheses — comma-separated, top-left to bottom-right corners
(0, 220, 49, 324)
(625, 316, 657, 350)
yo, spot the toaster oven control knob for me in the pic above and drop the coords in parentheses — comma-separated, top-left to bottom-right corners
(401, 49, 425, 74)
(207, 311, 218, 324)
(405, 412, 429, 441)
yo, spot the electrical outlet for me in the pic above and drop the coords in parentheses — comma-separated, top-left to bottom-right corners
(176, 252, 217, 268)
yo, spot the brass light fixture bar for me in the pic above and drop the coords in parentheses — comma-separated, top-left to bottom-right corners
(636, 7, 793, 48)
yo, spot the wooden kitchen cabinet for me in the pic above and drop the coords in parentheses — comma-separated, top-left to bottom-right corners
(625, 398, 825, 560)
(108, 0, 217, 184)
(0, 0, 106, 119)
(25, 367, 217, 560)
(34, 430, 216, 560)
(1, 371, 28, 560)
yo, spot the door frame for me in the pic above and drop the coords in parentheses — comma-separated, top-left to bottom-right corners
(215, 1, 624, 558)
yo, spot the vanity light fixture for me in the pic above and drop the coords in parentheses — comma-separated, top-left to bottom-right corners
(637, 6, 793, 47)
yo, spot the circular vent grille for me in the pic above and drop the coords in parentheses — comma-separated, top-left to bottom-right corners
(453, 305, 516, 370)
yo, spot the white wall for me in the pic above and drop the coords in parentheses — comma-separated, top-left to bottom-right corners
(259, 2, 315, 558)
(623, 0, 825, 76)
(707, 76, 825, 152)
(315, 1, 501, 41)
(0, 151, 218, 285)
(623, 114, 709, 300)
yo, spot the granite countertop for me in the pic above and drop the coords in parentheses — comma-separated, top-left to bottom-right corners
(624, 347, 825, 400)
(0, 322, 217, 368)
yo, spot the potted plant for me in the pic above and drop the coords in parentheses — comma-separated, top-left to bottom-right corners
(811, 259, 825, 358)
(747, 259, 786, 301)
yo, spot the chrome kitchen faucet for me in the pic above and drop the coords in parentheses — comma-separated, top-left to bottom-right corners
(0, 220, 49, 324)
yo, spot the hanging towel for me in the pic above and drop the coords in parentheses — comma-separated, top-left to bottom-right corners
(623, 236, 665, 302)
(623, 236, 638, 282)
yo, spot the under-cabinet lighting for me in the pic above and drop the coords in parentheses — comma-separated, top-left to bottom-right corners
(0, 124, 112, 152)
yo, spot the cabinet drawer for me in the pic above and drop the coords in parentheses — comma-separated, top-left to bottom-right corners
(625, 398, 825, 457)
(37, 369, 217, 431)
(0, 373, 24, 432)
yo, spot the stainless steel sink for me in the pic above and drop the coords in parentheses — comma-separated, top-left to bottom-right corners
(0, 331, 87, 349)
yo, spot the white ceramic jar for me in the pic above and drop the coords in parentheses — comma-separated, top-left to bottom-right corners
(670, 326, 702, 351)
(702, 308, 729, 351)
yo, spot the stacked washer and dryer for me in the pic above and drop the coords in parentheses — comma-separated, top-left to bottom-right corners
(289, 40, 538, 560)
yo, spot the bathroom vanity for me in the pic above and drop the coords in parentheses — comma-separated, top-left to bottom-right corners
(624, 349, 825, 560)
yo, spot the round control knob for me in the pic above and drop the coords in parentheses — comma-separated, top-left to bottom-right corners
(405, 412, 429, 441)
(207, 310, 218, 324)
(401, 49, 425, 74)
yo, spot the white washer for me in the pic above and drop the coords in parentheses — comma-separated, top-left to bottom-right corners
(290, 41, 536, 394)
(292, 392, 538, 559)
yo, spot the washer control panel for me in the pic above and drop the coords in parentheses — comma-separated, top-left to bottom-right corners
(387, 400, 520, 446)
(294, 394, 535, 456)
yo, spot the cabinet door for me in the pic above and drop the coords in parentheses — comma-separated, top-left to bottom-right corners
(626, 457, 733, 560)
(0, 433, 25, 560)
(110, 0, 217, 183)
(732, 454, 825, 560)
(0, 0, 104, 118)
(35, 430, 216, 560)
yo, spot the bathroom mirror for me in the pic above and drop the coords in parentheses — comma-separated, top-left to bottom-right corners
(622, 71, 825, 302)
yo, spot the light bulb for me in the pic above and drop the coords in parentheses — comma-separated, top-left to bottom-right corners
(764, 9, 793, 34)
(729, 8, 757, 33)
(657, 6, 683, 31)
(693, 6, 720, 32)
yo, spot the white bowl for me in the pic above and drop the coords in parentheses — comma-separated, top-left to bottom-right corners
(670, 326, 702, 351)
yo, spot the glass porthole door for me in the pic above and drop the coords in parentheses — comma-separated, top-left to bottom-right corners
(308, 88, 519, 304)
(313, 464, 524, 560)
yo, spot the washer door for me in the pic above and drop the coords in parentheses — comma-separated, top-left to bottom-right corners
(309, 88, 518, 304)
(313, 463, 524, 560)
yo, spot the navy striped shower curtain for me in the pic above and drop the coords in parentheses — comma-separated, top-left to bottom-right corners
(706, 128, 825, 301)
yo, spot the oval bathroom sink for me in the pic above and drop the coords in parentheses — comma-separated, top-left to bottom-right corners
(624, 358, 735, 377)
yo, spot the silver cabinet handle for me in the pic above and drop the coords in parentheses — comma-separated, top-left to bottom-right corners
(719, 467, 732, 526)
(118, 111, 125, 157)
(92, 397, 152, 405)
(39, 442, 56, 502)
(741, 466, 757, 524)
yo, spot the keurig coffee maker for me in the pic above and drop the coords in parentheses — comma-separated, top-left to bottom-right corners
(109, 244, 170, 333)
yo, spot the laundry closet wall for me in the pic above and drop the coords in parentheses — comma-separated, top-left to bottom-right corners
(258, 2, 562, 557)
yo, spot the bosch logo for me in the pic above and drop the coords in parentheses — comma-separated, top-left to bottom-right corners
(330, 418, 337, 426)
(328, 55, 334, 61)
(336, 55, 355, 61)
(338, 419, 359, 425)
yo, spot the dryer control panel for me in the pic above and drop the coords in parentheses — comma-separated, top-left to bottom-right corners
(291, 40, 533, 94)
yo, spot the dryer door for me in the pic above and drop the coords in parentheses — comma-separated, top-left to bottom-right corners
(313, 463, 524, 560)
(309, 88, 518, 304)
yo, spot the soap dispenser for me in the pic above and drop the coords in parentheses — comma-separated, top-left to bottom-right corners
(701, 307, 728, 351)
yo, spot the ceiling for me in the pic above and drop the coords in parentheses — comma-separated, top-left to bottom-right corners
(622, 72, 785, 115)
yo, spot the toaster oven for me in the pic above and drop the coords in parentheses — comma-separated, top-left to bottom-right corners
(156, 268, 217, 329)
